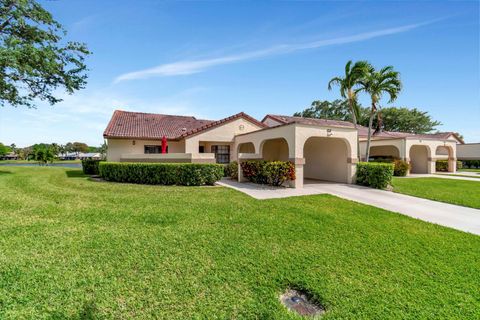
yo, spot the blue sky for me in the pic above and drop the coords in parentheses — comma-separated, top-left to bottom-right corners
(1, 0, 479, 147)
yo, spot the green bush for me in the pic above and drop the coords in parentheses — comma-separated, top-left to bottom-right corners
(99, 162, 224, 186)
(436, 160, 449, 172)
(82, 159, 104, 175)
(356, 162, 394, 189)
(456, 161, 463, 170)
(240, 160, 295, 186)
(393, 159, 409, 176)
(463, 160, 480, 169)
(224, 161, 238, 179)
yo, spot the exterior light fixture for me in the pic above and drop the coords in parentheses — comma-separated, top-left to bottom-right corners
(327, 128, 333, 136)
(132, 140, 136, 145)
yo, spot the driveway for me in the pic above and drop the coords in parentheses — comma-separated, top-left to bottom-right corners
(217, 179, 480, 236)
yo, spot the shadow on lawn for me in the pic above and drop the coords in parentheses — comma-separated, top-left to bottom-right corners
(0, 170, 13, 175)
(65, 170, 86, 178)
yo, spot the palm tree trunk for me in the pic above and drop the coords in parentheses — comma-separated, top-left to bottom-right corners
(347, 97, 360, 160)
(365, 102, 376, 162)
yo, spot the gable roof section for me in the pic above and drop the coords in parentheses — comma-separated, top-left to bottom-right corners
(103, 110, 265, 140)
(262, 114, 356, 129)
(179, 112, 266, 138)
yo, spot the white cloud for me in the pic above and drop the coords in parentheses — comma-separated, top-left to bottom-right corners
(114, 20, 437, 82)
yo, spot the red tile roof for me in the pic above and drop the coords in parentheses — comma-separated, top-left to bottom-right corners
(103, 110, 265, 140)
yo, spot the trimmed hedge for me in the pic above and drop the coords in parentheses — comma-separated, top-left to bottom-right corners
(356, 162, 394, 189)
(463, 160, 480, 169)
(241, 160, 295, 186)
(99, 162, 224, 186)
(393, 159, 409, 177)
(372, 158, 409, 177)
(436, 160, 463, 172)
(224, 161, 239, 180)
(82, 159, 104, 175)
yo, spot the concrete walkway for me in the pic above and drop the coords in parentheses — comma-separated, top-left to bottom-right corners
(217, 179, 480, 236)
(403, 173, 480, 182)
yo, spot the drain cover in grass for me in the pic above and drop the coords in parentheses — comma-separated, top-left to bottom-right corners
(280, 289, 325, 317)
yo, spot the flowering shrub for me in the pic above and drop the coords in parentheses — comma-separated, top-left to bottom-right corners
(240, 160, 295, 186)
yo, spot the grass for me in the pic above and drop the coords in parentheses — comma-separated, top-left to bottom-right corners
(0, 159, 81, 164)
(392, 177, 480, 209)
(437, 173, 480, 179)
(0, 167, 479, 319)
(459, 168, 480, 173)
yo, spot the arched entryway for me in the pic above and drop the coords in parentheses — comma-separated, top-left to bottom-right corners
(370, 145, 400, 160)
(260, 138, 289, 161)
(238, 142, 255, 154)
(303, 137, 349, 183)
(409, 145, 429, 173)
(436, 145, 455, 172)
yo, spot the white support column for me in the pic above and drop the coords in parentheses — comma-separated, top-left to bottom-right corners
(289, 158, 305, 188)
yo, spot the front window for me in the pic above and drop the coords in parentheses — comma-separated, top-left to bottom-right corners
(144, 145, 167, 154)
(211, 145, 230, 164)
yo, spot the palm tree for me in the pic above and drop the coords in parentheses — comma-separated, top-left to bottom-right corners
(328, 60, 371, 159)
(356, 65, 402, 161)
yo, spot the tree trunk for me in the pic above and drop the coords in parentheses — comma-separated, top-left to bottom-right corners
(347, 95, 360, 161)
(365, 102, 376, 162)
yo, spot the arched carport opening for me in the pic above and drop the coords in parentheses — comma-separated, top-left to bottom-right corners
(370, 145, 400, 160)
(409, 145, 429, 173)
(260, 138, 289, 161)
(238, 142, 255, 154)
(303, 137, 349, 183)
(436, 145, 455, 172)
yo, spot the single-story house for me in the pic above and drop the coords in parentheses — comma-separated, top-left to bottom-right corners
(1, 152, 19, 160)
(104, 110, 462, 188)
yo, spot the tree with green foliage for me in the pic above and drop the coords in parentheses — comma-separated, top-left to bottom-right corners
(356, 64, 402, 161)
(33, 144, 55, 164)
(0, 142, 8, 157)
(327, 60, 371, 159)
(0, 0, 90, 108)
(72, 142, 88, 154)
(294, 102, 440, 135)
(378, 107, 441, 133)
(294, 99, 351, 120)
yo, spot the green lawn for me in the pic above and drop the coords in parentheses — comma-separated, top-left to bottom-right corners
(392, 177, 480, 209)
(459, 168, 480, 173)
(1, 167, 479, 319)
(0, 159, 81, 164)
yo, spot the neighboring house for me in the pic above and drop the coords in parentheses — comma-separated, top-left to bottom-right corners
(104, 110, 461, 188)
(58, 152, 102, 160)
(1, 152, 19, 160)
(457, 143, 480, 161)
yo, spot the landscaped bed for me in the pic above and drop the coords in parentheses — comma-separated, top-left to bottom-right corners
(0, 167, 479, 319)
(392, 177, 480, 209)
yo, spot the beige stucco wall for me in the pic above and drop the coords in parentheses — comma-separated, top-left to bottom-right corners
(185, 118, 263, 157)
(234, 123, 357, 187)
(457, 143, 480, 160)
(303, 137, 349, 183)
(106, 138, 185, 162)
